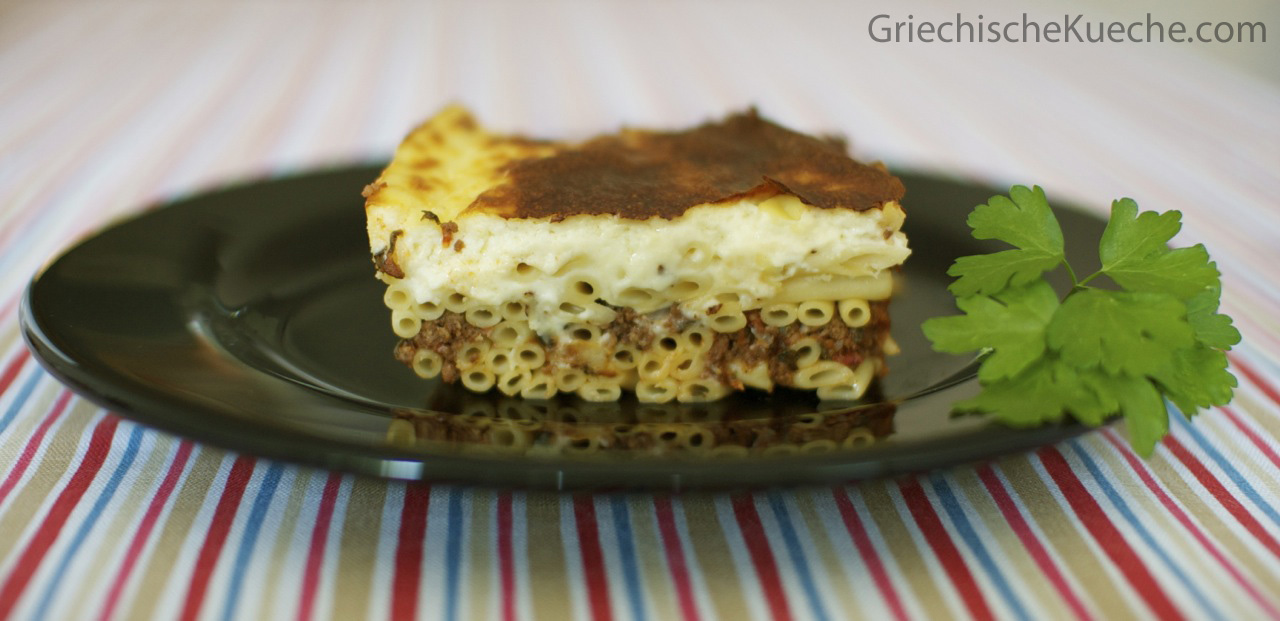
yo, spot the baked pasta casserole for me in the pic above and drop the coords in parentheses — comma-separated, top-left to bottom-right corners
(363, 106, 910, 402)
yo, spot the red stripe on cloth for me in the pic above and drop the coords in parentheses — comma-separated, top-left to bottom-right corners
(1164, 435, 1280, 559)
(0, 390, 73, 507)
(1220, 406, 1280, 470)
(178, 454, 257, 621)
(897, 478, 995, 621)
(0, 348, 30, 395)
(975, 465, 1095, 621)
(0, 291, 24, 325)
(98, 440, 196, 621)
(831, 488, 909, 621)
(573, 495, 613, 621)
(654, 496, 701, 621)
(1231, 355, 1280, 407)
(1037, 447, 1184, 621)
(1102, 431, 1280, 618)
(391, 483, 431, 621)
(497, 492, 516, 621)
(296, 471, 344, 621)
(730, 494, 792, 621)
(0, 414, 120, 618)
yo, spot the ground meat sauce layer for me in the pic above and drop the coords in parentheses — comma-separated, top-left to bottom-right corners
(393, 302, 891, 390)
(466, 109, 905, 220)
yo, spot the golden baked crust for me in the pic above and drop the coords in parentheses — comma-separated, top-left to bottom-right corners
(363, 105, 905, 223)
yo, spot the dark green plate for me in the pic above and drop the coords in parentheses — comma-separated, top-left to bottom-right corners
(20, 165, 1102, 489)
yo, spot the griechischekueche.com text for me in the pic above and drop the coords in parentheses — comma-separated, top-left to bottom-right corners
(869, 13, 1267, 43)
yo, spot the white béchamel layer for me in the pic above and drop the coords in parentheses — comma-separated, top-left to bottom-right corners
(367, 196, 908, 336)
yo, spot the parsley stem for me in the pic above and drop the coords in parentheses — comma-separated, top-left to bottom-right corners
(1078, 271, 1102, 286)
(1062, 260, 1080, 286)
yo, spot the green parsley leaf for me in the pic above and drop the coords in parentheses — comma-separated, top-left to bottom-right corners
(1152, 345, 1237, 418)
(952, 358, 1084, 425)
(1071, 368, 1124, 426)
(1100, 373, 1168, 457)
(925, 187, 1240, 456)
(922, 281, 1058, 382)
(1047, 289, 1195, 377)
(1098, 199, 1220, 299)
(1185, 284, 1242, 350)
(947, 185, 1065, 297)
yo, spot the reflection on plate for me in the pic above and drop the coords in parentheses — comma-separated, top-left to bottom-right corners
(21, 164, 1103, 489)
(390, 389, 898, 460)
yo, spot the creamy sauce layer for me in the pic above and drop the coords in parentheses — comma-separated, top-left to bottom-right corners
(368, 197, 909, 335)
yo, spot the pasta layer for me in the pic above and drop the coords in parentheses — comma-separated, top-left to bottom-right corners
(393, 301, 891, 403)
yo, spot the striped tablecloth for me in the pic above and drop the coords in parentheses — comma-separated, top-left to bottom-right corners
(2, 2, 1278, 619)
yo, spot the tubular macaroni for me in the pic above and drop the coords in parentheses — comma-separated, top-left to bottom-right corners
(466, 305, 502, 328)
(553, 367, 586, 392)
(578, 379, 622, 402)
(789, 338, 821, 369)
(612, 346, 640, 370)
(520, 373, 556, 399)
(384, 281, 413, 310)
(707, 302, 747, 333)
(638, 351, 674, 383)
(513, 342, 546, 370)
(497, 369, 532, 396)
(457, 341, 490, 369)
(416, 301, 445, 321)
(486, 349, 514, 375)
(411, 350, 443, 379)
(770, 271, 894, 303)
(793, 360, 856, 388)
(796, 300, 835, 327)
(491, 321, 528, 347)
(761, 303, 798, 327)
(682, 326, 714, 353)
(678, 379, 729, 402)
(461, 368, 496, 392)
(815, 359, 878, 400)
(838, 299, 871, 327)
(443, 291, 469, 313)
(391, 309, 421, 339)
(670, 354, 704, 381)
(636, 379, 678, 403)
(501, 301, 526, 320)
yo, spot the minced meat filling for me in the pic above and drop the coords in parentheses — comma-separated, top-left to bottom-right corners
(704, 304, 890, 387)
(395, 302, 891, 389)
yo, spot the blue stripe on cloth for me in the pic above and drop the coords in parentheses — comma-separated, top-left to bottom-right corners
(1068, 439, 1226, 621)
(766, 492, 830, 621)
(219, 462, 285, 621)
(0, 368, 42, 434)
(609, 495, 648, 621)
(928, 472, 1032, 621)
(444, 487, 464, 621)
(1170, 404, 1280, 529)
(31, 423, 144, 621)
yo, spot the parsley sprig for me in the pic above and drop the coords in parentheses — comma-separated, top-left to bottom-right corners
(922, 185, 1240, 455)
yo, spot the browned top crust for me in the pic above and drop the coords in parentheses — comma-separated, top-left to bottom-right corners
(466, 109, 905, 220)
